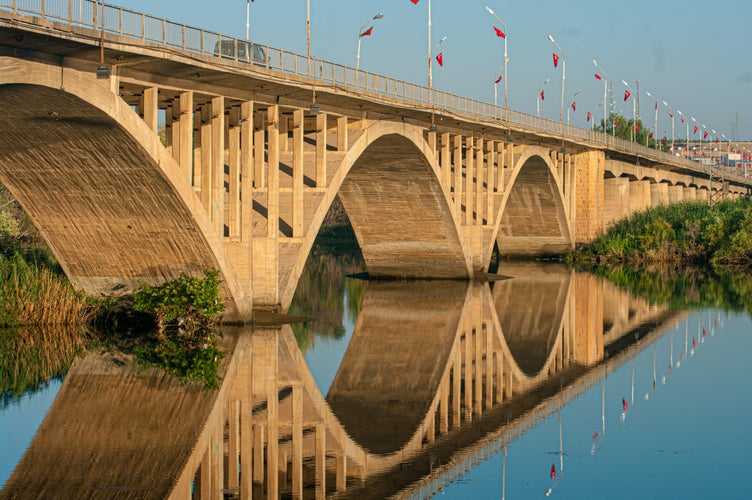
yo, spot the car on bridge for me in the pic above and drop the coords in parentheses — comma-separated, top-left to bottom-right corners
(214, 39, 267, 68)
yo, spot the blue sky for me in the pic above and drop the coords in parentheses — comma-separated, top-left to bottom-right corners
(121, 0, 751, 140)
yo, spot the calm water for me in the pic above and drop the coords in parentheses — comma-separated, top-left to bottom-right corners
(1, 257, 751, 498)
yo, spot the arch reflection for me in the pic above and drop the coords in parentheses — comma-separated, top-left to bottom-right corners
(3, 267, 680, 499)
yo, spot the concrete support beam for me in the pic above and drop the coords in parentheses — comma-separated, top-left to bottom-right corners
(683, 187, 697, 201)
(228, 107, 241, 239)
(240, 101, 254, 243)
(293, 109, 305, 238)
(573, 151, 605, 243)
(440, 132, 451, 190)
(140, 87, 158, 133)
(603, 177, 629, 229)
(253, 110, 265, 188)
(199, 104, 212, 214)
(337, 115, 348, 151)
(475, 138, 484, 225)
(267, 104, 280, 237)
(453, 135, 463, 213)
(211, 96, 225, 234)
(178, 91, 193, 177)
(316, 113, 327, 188)
(466, 136, 475, 224)
(650, 183, 669, 206)
(668, 185, 684, 203)
(292, 384, 303, 498)
(572, 272, 604, 366)
(629, 180, 651, 215)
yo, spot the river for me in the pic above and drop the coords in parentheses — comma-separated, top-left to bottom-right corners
(1, 254, 750, 498)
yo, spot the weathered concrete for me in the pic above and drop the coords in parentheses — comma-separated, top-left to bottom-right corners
(604, 177, 630, 228)
(629, 180, 651, 215)
(650, 182, 669, 206)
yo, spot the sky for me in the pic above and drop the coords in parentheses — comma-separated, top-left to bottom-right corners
(120, 1, 750, 140)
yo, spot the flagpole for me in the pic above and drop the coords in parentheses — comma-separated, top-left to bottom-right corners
(306, 0, 311, 76)
(356, 13, 383, 74)
(566, 91, 579, 125)
(645, 91, 659, 148)
(246, 0, 250, 41)
(427, 0, 432, 88)
(622, 80, 636, 142)
(485, 6, 508, 110)
(547, 35, 566, 123)
(537, 77, 549, 118)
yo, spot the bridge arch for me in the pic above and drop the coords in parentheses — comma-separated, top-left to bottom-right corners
(0, 58, 251, 320)
(493, 146, 573, 258)
(279, 120, 472, 309)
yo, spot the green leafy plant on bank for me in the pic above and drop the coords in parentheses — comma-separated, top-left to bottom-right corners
(132, 269, 225, 388)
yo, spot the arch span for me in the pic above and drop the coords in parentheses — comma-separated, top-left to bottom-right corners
(0, 59, 250, 320)
(494, 147, 573, 258)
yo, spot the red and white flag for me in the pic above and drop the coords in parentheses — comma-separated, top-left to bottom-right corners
(540, 89, 545, 101)
(360, 26, 373, 37)
(694, 125, 699, 134)
(654, 101, 658, 110)
(435, 52, 443, 67)
(552, 52, 559, 68)
(703, 131, 708, 139)
(668, 113, 673, 119)
(649, 131, 654, 139)
(635, 124, 639, 132)
(594, 73, 602, 80)
(681, 117, 685, 123)
(624, 89, 631, 101)
(494, 75, 502, 84)
(587, 111, 592, 122)
(571, 102, 576, 111)
(410, 0, 420, 4)
(493, 26, 506, 38)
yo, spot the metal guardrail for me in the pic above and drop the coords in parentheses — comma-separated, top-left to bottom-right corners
(1, 0, 748, 186)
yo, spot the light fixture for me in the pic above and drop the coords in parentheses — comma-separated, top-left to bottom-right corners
(507, 134, 513, 143)
(429, 124, 438, 133)
(309, 103, 320, 115)
(96, 63, 111, 79)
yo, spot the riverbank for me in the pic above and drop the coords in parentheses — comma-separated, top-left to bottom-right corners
(566, 198, 752, 271)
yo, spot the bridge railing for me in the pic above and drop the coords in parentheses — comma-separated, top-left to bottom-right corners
(1, 0, 747, 186)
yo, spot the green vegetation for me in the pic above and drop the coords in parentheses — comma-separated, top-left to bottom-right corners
(132, 270, 225, 388)
(568, 199, 752, 270)
(596, 112, 662, 149)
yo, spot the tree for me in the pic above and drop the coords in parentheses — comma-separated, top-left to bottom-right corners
(596, 112, 657, 149)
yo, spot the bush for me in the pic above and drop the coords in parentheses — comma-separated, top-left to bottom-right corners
(132, 269, 225, 388)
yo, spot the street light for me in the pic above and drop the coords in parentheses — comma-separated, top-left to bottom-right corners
(537, 77, 550, 118)
(663, 100, 676, 152)
(691, 116, 702, 157)
(645, 90, 659, 148)
(621, 80, 637, 142)
(245, 0, 251, 41)
(493, 64, 504, 108)
(566, 91, 579, 125)
(356, 12, 384, 73)
(428, 35, 447, 88)
(676, 110, 689, 155)
(547, 35, 566, 123)
(593, 59, 609, 133)
(96, 0, 110, 79)
(485, 5, 509, 109)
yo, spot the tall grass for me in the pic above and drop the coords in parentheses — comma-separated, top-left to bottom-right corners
(0, 325, 96, 406)
(569, 198, 752, 269)
(0, 252, 99, 328)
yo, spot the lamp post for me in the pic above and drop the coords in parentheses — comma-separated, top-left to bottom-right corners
(691, 117, 702, 157)
(566, 91, 579, 125)
(547, 35, 566, 123)
(356, 12, 384, 73)
(428, 35, 447, 88)
(493, 64, 504, 108)
(96, 0, 110, 79)
(593, 59, 609, 133)
(676, 110, 689, 156)
(537, 77, 550, 118)
(645, 90, 659, 148)
(246, 0, 251, 41)
(485, 5, 508, 110)
(621, 80, 636, 142)
(663, 101, 676, 152)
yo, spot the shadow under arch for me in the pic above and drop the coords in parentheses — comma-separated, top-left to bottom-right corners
(0, 59, 250, 320)
(494, 147, 573, 258)
(278, 121, 472, 310)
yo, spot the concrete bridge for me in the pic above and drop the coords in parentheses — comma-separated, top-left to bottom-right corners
(1, 1, 750, 320)
(2, 265, 679, 499)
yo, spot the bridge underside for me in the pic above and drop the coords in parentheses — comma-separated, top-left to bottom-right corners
(0, 84, 245, 319)
(338, 134, 470, 279)
(497, 155, 572, 257)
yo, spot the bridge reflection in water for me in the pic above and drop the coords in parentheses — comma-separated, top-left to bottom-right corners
(2, 265, 679, 499)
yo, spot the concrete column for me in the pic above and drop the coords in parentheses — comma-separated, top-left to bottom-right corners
(466, 137, 475, 225)
(211, 417, 224, 499)
(337, 116, 348, 151)
(463, 330, 472, 421)
(476, 138, 485, 225)
(179, 91, 194, 176)
(228, 400, 240, 490)
(572, 272, 604, 366)
(427, 131, 437, 158)
(279, 114, 289, 152)
(292, 383, 303, 498)
(668, 184, 684, 203)
(683, 187, 697, 201)
(211, 96, 225, 234)
(425, 410, 435, 443)
(240, 400, 252, 498)
(253, 424, 265, 483)
(440, 132, 451, 190)
(474, 326, 483, 417)
(603, 177, 630, 228)
(316, 113, 327, 188)
(573, 151, 606, 243)
(650, 182, 669, 206)
(315, 424, 326, 500)
(228, 107, 241, 239)
(453, 135, 463, 213)
(193, 109, 202, 190)
(293, 109, 304, 238)
(200, 445, 212, 498)
(452, 345, 461, 428)
(140, 87, 158, 134)
(494, 352, 503, 403)
(200, 104, 212, 214)
(485, 324, 493, 410)
(240, 101, 254, 243)
(696, 188, 709, 203)
(629, 180, 651, 215)
(439, 377, 449, 434)
(253, 111, 265, 188)
(336, 453, 347, 492)
(267, 105, 280, 238)
(486, 141, 495, 223)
